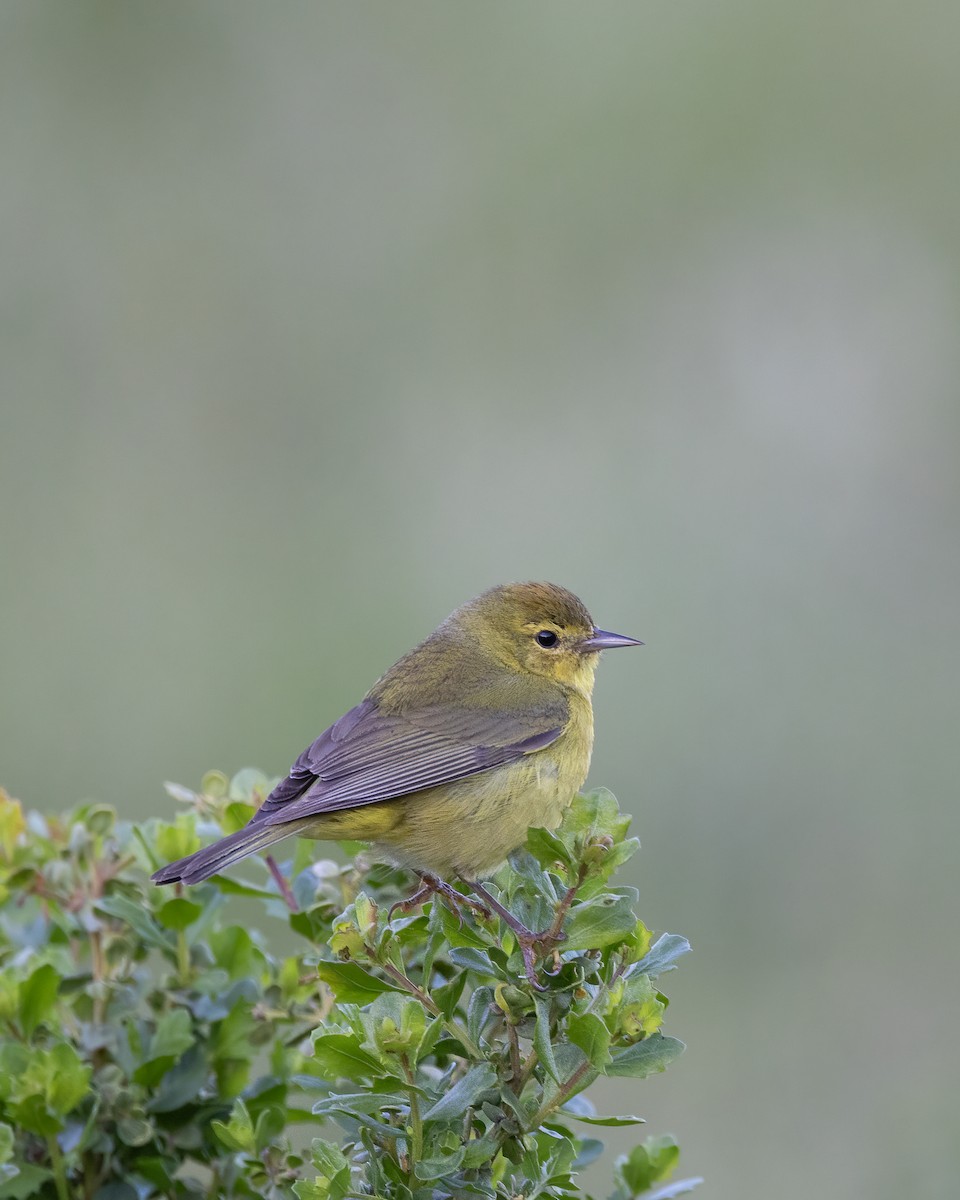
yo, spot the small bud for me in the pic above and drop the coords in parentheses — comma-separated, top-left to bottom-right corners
(493, 981, 528, 1023)
(329, 916, 364, 960)
(354, 893, 378, 938)
(374, 1015, 413, 1054)
(582, 835, 614, 866)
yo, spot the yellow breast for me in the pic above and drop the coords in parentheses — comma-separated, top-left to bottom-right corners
(369, 693, 595, 879)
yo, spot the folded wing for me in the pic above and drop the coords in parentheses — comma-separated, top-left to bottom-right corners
(251, 694, 568, 828)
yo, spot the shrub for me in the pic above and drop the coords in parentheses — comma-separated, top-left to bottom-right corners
(0, 773, 699, 1200)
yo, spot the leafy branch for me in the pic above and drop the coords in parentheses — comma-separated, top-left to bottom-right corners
(0, 774, 700, 1199)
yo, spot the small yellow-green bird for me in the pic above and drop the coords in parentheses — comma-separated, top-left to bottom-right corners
(153, 582, 640, 918)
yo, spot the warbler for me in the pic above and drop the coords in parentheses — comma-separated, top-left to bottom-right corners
(152, 582, 640, 892)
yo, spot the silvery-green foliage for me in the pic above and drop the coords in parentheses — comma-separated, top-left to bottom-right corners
(0, 777, 698, 1199)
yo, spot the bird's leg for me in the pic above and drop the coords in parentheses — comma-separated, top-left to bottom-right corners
(389, 873, 491, 922)
(433, 877, 492, 921)
(461, 879, 564, 991)
(388, 873, 437, 920)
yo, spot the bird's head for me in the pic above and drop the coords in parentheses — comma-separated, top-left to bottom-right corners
(452, 581, 642, 694)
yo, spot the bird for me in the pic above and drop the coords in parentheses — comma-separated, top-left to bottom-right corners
(152, 582, 641, 977)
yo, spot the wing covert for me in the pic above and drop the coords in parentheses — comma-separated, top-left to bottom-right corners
(251, 693, 567, 828)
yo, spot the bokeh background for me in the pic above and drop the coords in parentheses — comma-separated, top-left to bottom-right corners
(2, 3, 959, 1196)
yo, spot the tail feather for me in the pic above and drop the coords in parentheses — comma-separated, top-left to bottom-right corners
(151, 821, 306, 886)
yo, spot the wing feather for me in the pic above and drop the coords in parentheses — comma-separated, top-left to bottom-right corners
(252, 693, 567, 828)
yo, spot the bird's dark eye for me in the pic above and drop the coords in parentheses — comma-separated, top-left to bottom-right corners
(535, 630, 559, 648)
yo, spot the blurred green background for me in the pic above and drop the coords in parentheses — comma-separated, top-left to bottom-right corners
(2, 2, 958, 1196)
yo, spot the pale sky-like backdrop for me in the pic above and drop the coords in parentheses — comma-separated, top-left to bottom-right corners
(2, 4, 958, 1197)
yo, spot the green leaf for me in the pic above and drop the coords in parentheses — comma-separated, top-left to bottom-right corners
(618, 973, 666, 1040)
(311, 1092, 409, 1119)
(211, 1099, 255, 1153)
(154, 811, 200, 863)
(310, 1093, 409, 1139)
(0, 1162, 53, 1200)
(292, 1182, 327, 1200)
(7, 1094, 60, 1137)
(19, 963, 59, 1038)
(448, 947, 498, 976)
(434, 902, 491, 950)
(567, 1011, 612, 1069)
(316, 961, 403, 1004)
(0, 1043, 33, 1097)
(503, 850, 558, 903)
(254, 1105, 285, 1152)
(432, 971, 468, 1019)
(311, 1135, 352, 1186)
(460, 1131, 501, 1169)
(207, 875, 276, 900)
(229, 767, 272, 804)
(95, 895, 173, 952)
(116, 1116, 154, 1147)
(567, 1112, 645, 1126)
(414, 1146, 465, 1180)
(645, 1180, 705, 1200)
(222, 801, 256, 834)
(82, 804, 116, 836)
(127, 1159, 177, 1192)
(200, 769, 229, 798)
(155, 898, 202, 931)
(161, 781, 196, 804)
(563, 788, 631, 843)
(607, 1033, 685, 1079)
(310, 1033, 382, 1081)
(630, 933, 692, 979)
(147, 1045, 207, 1112)
(421, 1064, 497, 1122)
(295, 1138, 351, 1200)
(563, 888, 640, 951)
(578, 836, 641, 897)
(534, 997, 561, 1084)
(526, 825, 574, 870)
(467, 985, 495, 1046)
(616, 1134, 681, 1194)
(147, 1009, 194, 1061)
(361, 992, 431, 1064)
(540, 1042, 593, 1109)
(95, 1185, 145, 1200)
(212, 999, 257, 1062)
(209, 925, 266, 980)
(0, 789, 26, 859)
(46, 1043, 92, 1116)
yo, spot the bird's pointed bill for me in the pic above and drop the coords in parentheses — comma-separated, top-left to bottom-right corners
(581, 629, 644, 651)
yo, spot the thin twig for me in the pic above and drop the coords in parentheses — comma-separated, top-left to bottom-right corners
(376, 959, 484, 1059)
(517, 1047, 539, 1092)
(400, 1054, 423, 1166)
(265, 854, 298, 911)
(545, 862, 588, 942)
(526, 1058, 595, 1131)
(505, 1019, 522, 1084)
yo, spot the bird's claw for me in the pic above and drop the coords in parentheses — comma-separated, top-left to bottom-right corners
(389, 874, 491, 924)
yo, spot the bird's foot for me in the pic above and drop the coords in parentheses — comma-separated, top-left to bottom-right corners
(389, 874, 491, 923)
(388, 875, 436, 920)
(461, 879, 565, 991)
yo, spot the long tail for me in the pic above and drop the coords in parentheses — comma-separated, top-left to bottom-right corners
(151, 820, 307, 886)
